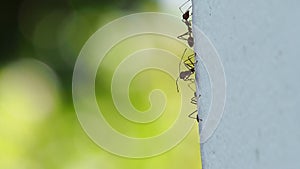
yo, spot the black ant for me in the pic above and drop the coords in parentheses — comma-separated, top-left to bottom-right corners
(175, 48, 201, 123)
(179, 0, 192, 21)
(178, 0, 194, 47)
(176, 48, 196, 92)
(188, 92, 202, 123)
(177, 25, 194, 48)
(186, 82, 202, 123)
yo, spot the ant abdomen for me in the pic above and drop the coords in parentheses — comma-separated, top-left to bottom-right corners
(188, 37, 194, 47)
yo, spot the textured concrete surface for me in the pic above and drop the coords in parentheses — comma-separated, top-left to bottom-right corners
(192, 0, 300, 169)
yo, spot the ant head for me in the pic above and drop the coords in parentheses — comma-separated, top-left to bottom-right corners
(188, 37, 194, 47)
(179, 70, 191, 79)
(191, 67, 195, 73)
(182, 10, 190, 20)
(197, 116, 203, 123)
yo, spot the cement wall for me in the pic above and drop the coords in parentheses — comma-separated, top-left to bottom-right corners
(193, 0, 300, 168)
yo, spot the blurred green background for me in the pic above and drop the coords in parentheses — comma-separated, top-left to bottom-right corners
(0, 0, 157, 168)
(0, 0, 159, 96)
(0, 0, 201, 169)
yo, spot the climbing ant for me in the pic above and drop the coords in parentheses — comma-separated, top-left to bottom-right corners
(186, 82, 202, 123)
(176, 48, 196, 92)
(188, 92, 202, 123)
(178, 0, 194, 47)
(177, 25, 194, 48)
(175, 48, 201, 123)
(179, 0, 192, 21)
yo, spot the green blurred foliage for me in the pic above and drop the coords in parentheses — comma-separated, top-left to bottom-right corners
(0, 0, 160, 168)
(0, 0, 158, 98)
(96, 34, 184, 138)
(0, 0, 201, 168)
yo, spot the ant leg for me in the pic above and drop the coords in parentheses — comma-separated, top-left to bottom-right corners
(191, 93, 201, 105)
(176, 48, 188, 93)
(183, 76, 195, 83)
(177, 77, 194, 93)
(177, 32, 189, 40)
(186, 4, 192, 13)
(191, 96, 197, 105)
(179, 0, 191, 13)
(187, 79, 195, 90)
(188, 109, 198, 120)
(182, 19, 192, 27)
(188, 81, 201, 105)
(184, 62, 194, 70)
(187, 52, 195, 60)
(189, 110, 202, 123)
(183, 53, 196, 70)
(177, 76, 194, 92)
(186, 53, 195, 64)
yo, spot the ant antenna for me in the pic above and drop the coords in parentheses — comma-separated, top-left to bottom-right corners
(176, 48, 188, 92)
(176, 77, 180, 92)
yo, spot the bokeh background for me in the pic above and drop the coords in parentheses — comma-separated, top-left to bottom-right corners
(0, 0, 202, 169)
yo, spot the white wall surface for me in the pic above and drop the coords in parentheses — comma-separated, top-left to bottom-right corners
(192, 0, 300, 169)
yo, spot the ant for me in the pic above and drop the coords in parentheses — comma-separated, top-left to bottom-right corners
(186, 82, 202, 123)
(175, 48, 201, 123)
(178, 0, 194, 47)
(176, 48, 196, 92)
(179, 0, 192, 21)
(177, 25, 194, 48)
(188, 92, 202, 123)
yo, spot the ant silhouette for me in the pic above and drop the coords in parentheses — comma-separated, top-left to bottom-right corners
(178, 0, 194, 47)
(175, 48, 201, 123)
(179, 0, 192, 21)
(188, 91, 202, 123)
(185, 82, 202, 123)
(176, 48, 197, 92)
(177, 20, 193, 48)
(177, 24, 194, 48)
